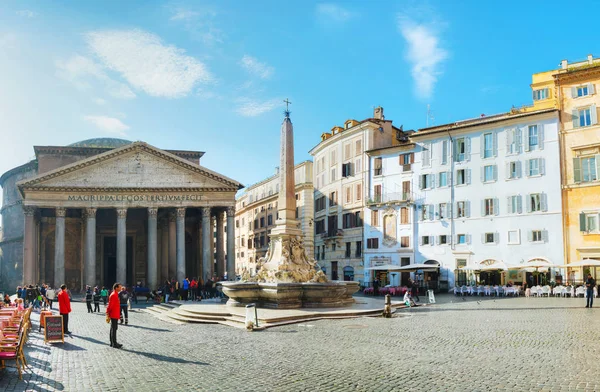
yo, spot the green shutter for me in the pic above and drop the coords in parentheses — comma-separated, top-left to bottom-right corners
(592, 104, 598, 125)
(580, 212, 587, 232)
(595, 154, 600, 180)
(572, 109, 579, 129)
(573, 158, 582, 183)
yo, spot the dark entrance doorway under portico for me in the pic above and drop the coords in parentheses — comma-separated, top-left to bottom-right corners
(103, 236, 133, 288)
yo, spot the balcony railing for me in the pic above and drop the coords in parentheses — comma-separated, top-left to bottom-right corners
(320, 229, 344, 239)
(367, 192, 411, 205)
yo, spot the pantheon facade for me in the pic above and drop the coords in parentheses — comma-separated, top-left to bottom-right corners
(0, 138, 242, 291)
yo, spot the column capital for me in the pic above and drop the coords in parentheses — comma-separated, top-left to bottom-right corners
(148, 207, 159, 218)
(226, 206, 235, 217)
(84, 207, 97, 219)
(176, 207, 186, 218)
(56, 207, 67, 218)
(201, 207, 211, 218)
(116, 208, 128, 219)
(23, 206, 37, 216)
(169, 210, 177, 222)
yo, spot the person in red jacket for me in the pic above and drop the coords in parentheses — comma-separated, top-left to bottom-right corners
(107, 282, 123, 348)
(57, 284, 72, 335)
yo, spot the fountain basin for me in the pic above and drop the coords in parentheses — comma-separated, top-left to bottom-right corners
(221, 281, 360, 309)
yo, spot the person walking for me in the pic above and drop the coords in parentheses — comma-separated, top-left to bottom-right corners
(58, 284, 72, 335)
(119, 286, 130, 324)
(46, 286, 56, 310)
(93, 287, 101, 312)
(85, 286, 93, 313)
(586, 273, 596, 308)
(100, 287, 108, 306)
(182, 277, 190, 301)
(107, 282, 123, 349)
(190, 278, 197, 301)
(164, 279, 172, 303)
(411, 279, 420, 302)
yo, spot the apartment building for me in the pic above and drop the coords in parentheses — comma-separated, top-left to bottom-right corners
(309, 107, 408, 285)
(234, 161, 314, 275)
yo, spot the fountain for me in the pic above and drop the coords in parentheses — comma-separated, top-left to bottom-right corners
(221, 106, 359, 309)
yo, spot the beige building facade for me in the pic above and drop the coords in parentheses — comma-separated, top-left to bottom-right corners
(234, 161, 314, 275)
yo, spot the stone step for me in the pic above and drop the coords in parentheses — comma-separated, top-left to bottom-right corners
(166, 312, 221, 324)
(172, 309, 228, 321)
(142, 307, 165, 315)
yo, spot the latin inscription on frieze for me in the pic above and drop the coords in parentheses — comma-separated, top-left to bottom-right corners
(66, 194, 203, 202)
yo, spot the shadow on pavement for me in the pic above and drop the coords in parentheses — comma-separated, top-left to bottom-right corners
(122, 324, 171, 332)
(75, 335, 109, 346)
(121, 348, 209, 365)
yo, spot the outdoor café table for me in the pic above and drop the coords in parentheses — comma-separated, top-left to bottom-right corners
(576, 286, 586, 297)
(504, 287, 516, 296)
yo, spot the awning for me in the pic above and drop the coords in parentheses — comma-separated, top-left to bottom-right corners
(365, 263, 440, 272)
(555, 259, 600, 268)
(365, 264, 402, 271)
(479, 261, 508, 272)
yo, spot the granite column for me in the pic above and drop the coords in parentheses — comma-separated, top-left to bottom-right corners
(54, 207, 66, 288)
(116, 208, 127, 285)
(147, 208, 158, 290)
(84, 208, 97, 288)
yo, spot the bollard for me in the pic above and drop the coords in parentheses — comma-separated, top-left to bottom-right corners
(245, 303, 258, 331)
(382, 294, 392, 318)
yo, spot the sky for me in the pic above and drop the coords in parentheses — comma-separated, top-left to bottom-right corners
(1, 0, 600, 193)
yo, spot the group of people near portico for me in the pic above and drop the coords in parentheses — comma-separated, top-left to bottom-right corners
(161, 276, 223, 303)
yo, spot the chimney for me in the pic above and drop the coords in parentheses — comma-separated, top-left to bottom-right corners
(275, 166, 280, 175)
(373, 106, 384, 120)
(561, 59, 568, 69)
(588, 54, 594, 64)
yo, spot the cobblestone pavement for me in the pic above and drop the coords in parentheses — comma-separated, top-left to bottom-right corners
(2, 295, 600, 392)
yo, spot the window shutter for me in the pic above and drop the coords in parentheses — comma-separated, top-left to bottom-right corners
(453, 203, 459, 218)
(589, 83, 596, 95)
(431, 174, 436, 189)
(419, 175, 424, 190)
(480, 135, 486, 158)
(526, 159, 532, 177)
(573, 158, 582, 183)
(481, 199, 486, 216)
(527, 230, 533, 242)
(572, 109, 579, 129)
(494, 232, 499, 243)
(517, 195, 522, 213)
(542, 230, 548, 243)
(507, 196, 512, 213)
(465, 201, 471, 218)
(541, 193, 548, 212)
(580, 212, 587, 231)
(466, 169, 471, 185)
(493, 165, 498, 181)
(538, 125, 544, 150)
(465, 138, 471, 161)
(493, 131, 498, 157)
(430, 235, 435, 245)
(526, 194, 532, 213)
(441, 141, 447, 165)
(539, 158, 545, 176)
(481, 233, 486, 244)
(480, 166, 485, 183)
(429, 204, 434, 221)
(516, 161, 522, 178)
(595, 155, 600, 179)
(410, 153, 415, 164)
(524, 128, 530, 152)
(505, 162, 511, 180)
(494, 198, 499, 215)
(591, 104, 598, 125)
(571, 87, 577, 98)
(466, 234, 472, 244)
(515, 128, 522, 153)
(506, 129, 512, 155)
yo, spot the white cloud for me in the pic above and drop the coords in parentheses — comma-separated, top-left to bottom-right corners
(235, 98, 281, 117)
(55, 54, 136, 99)
(240, 55, 274, 80)
(93, 97, 107, 105)
(168, 7, 224, 45)
(170, 9, 200, 21)
(397, 14, 448, 100)
(16, 10, 37, 18)
(316, 3, 354, 23)
(86, 29, 212, 99)
(83, 115, 130, 136)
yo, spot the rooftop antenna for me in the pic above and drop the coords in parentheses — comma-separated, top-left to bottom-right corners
(426, 104, 435, 127)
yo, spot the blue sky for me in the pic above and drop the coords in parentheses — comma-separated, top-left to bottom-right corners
(1, 0, 600, 190)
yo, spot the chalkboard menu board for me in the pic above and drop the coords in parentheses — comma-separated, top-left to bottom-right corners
(44, 315, 64, 343)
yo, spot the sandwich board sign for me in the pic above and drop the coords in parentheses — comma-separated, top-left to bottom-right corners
(44, 315, 64, 344)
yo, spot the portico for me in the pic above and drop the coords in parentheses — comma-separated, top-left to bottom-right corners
(16, 142, 242, 290)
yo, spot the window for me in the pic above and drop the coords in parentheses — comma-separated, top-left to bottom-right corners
(419, 174, 434, 189)
(577, 85, 589, 97)
(355, 211, 362, 227)
(508, 230, 520, 245)
(400, 153, 413, 165)
(456, 259, 467, 286)
(321, 245, 325, 260)
(507, 161, 520, 179)
(580, 213, 600, 233)
(506, 128, 521, 155)
(356, 241, 362, 257)
(528, 193, 543, 212)
(574, 156, 599, 183)
(260, 217, 265, 228)
(371, 210, 380, 227)
(439, 172, 448, 187)
(330, 150, 337, 165)
(421, 204, 433, 221)
(457, 234, 467, 244)
(344, 143, 351, 160)
(374, 158, 382, 175)
(439, 235, 448, 245)
(248, 238, 253, 249)
(533, 88, 549, 101)
(483, 165, 496, 182)
(528, 125, 538, 150)
(316, 196, 326, 212)
(454, 137, 467, 162)
(483, 198, 496, 216)
(295, 207, 299, 219)
(373, 185, 382, 202)
(355, 183, 362, 201)
(315, 219, 325, 234)
(342, 213, 357, 229)
(422, 144, 431, 167)
(483, 133, 493, 158)
(345, 186, 352, 204)
(456, 201, 467, 218)
(578, 107, 593, 127)
(331, 167, 337, 182)
(366, 238, 379, 249)
(241, 237, 245, 247)
(345, 242, 351, 258)
(355, 139, 362, 156)
(527, 158, 542, 177)
(259, 235, 265, 247)
(267, 215, 273, 226)
(530, 230, 543, 243)
(342, 162, 352, 177)
(355, 158, 362, 173)
(484, 232, 495, 244)
(329, 191, 337, 206)
(441, 140, 449, 165)
(456, 169, 468, 185)
(331, 261, 338, 281)
(421, 236, 431, 245)
(507, 195, 522, 214)
(439, 203, 447, 219)
(400, 207, 409, 224)
(400, 236, 409, 248)
(253, 219, 258, 229)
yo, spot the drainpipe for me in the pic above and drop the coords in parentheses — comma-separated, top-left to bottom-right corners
(447, 130, 455, 251)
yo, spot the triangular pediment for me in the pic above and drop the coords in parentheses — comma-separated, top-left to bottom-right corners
(18, 142, 242, 192)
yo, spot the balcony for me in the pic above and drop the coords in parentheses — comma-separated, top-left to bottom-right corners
(320, 229, 344, 239)
(367, 192, 412, 207)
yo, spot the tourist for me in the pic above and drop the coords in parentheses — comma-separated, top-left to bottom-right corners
(100, 286, 108, 305)
(586, 273, 596, 308)
(403, 289, 415, 307)
(411, 279, 420, 302)
(373, 278, 380, 296)
(182, 277, 190, 301)
(58, 284, 72, 335)
(171, 278, 179, 300)
(40, 284, 47, 309)
(119, 286, 130, 324)
(107, 282, 123, 349)
(190, 277, 197, 301)
(197, 278, 203, 301)
(16, 298, 24, 311)
(3, 294, 12, 306)
(16, 286, 23, 299)
(85, 286, 93, 313)
(93, 287, 101, 312)
(46, 285, 56, 310)
(25, 285, 36, 308)
(164, 279, 172, 302)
